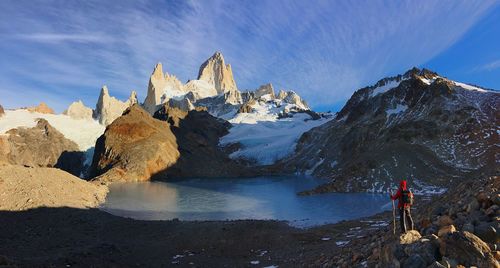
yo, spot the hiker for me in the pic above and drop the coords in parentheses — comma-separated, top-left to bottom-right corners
(390, 180, 414, 233)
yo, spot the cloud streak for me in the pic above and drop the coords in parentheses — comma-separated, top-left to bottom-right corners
(0, 0, 497, 112)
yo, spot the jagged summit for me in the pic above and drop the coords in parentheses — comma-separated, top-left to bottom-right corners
(94, 85, 136, 126)
(197, 51, 238, 95)
(283, 66, 499, 194)
(151, 62, 164, 80)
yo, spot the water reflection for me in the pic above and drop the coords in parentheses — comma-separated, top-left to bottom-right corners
(100, 176, 390, 227)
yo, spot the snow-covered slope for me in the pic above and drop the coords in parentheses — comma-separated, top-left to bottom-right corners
(220, 99, 331, 165)
(0, 110, 104, 151)
(282, 67, 499, 193)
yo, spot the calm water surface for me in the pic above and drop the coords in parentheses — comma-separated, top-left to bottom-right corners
(100, 176, 391, 227)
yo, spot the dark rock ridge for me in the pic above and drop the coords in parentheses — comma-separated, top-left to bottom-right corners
(153, 103, 255, 178)
(281, 67, 499, 193)
(90, 105, 180, 182)
(0, 119, 84, 175)
(317, 175, 500, 267)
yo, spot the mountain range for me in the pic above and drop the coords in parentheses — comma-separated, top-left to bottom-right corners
(0, 52, 498, 194)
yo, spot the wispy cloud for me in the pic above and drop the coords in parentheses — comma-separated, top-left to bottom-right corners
(0, 0, 497, 112)
(474, 59, 500, 71)
(9, 33, 113, 44)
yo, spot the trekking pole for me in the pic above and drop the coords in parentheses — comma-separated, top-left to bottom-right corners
(389, 188, 396, 235)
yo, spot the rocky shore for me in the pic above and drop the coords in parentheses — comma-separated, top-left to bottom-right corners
(0, 164, 497, 267)
(315, 175, 500, 267)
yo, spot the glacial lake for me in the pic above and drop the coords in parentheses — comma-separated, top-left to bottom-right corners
(100, 176, 391, 227)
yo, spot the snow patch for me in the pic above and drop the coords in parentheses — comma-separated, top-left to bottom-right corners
(335, 240, 350, 246)
(371, 80, 403, 97)
(386, 104, 408, 116)
(453, 81, 488, 93)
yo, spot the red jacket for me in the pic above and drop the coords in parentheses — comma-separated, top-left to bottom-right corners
(390, 180, 412, 208)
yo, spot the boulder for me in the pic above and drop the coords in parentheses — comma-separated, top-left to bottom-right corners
(404, 239, 440, 265)
(403, 254, 426, 268)
(63, 100, 93, 120)
(90, 104, 180, 182)
(0, 119, 83, 176)
(493, 194, 500, 206)
(474, 222, 499, 244)
(27, 102, 54, 114)
(437, 215, 454, 227)
(400, 230, 422, 244)
(438, 225, 457, 237)
(427, 261, 446, 268)
(463, 222, 475, 233)
(439, 231, 499, 267)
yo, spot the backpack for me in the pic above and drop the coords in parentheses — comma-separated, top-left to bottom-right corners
(401, 189, 413, 206)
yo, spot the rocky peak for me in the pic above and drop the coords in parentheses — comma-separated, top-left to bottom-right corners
(143, 63, 187, 114)
(277, 90, 288, 100)
(128, 91, 138, 106)
(403, 67, 439, 80)
(255, 83, 275, 99)
(27, 102, 55, 114)
(283, 90, 310, 110)
(197, 51, 238, 94)
(94, 85, 133, 126)
(63, 100, 93, 120)
(286, 67, 499, 194)
(151, 62, 164, 81)
(0, 104, 4, 117)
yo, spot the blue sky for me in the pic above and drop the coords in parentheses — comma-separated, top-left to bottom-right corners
(0, 0, 499, 112)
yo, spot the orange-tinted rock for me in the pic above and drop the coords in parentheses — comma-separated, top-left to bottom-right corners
(27, 102, 55, 114)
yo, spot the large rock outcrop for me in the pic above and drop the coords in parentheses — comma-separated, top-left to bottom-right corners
(90, 105, 180, 182)
(285, 68, 499, 193)
(26, 102, 54, 114)
(0, 119, 84, 175)
(63, 100, 93, 120)
(198, 51, 238, 95)
(153, 103, 253, 178)
(143, 63, 187, 114)
(94, 86, 137, 126)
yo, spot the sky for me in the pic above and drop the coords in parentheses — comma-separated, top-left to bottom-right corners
(0, 0, 499, 113)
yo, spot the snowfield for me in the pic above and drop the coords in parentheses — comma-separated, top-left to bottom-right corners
(371, 79, 405, 97)
(0, 109, 104, 151)
(220, 101, 332, 165)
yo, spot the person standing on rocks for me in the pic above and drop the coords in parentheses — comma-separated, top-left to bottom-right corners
(390, 180, 414, 233)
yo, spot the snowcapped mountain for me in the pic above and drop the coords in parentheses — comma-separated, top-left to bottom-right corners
(139, 52, 329, 165)
(0, 51, 326, 178)
(280, 67, 499, 193)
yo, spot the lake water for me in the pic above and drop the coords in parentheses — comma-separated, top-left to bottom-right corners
(100, 176, 391, 227)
